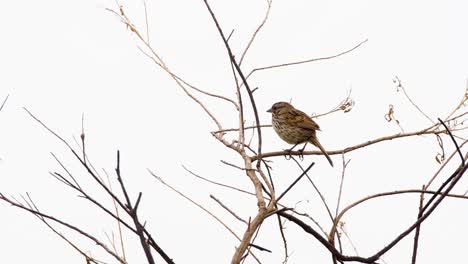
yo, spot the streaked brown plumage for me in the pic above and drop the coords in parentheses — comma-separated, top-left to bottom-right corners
(267, 102, 334, 167)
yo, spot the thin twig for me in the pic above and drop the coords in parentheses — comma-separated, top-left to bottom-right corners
(313, 90, 354, 118)
(182, 165, 255, 196)
(278, 211, 377, 263)
(115, 152, 157, 264)
(104, 170, 127, 263)
(394, 76, 435, 124)
(411, 186, 425, 264)
(0, 193, 125, 263)
(239, 0, 272, 65)
(143, 1, 150, 44)
(330, 189, 468, 242)
(202, 0, 264, 157)
(220, 159, 251, 171)
(335, 154, 350, 217)
(210, 194, 248, 224)
(290, 156, 335, 223)
(0, 94, 9, 112)
(277, 162, 314, 202)
(369, 163, 467, 261)
(425, 139, 468, 189)
(444, 85, 468, 121)
(276, 214, 289, 263)
(245, 39, 368, 80)
(27, 195, 110, 264)
(81, 113, 86, 165)
(107, 7, 227, 130)
(438, 118, 465, 165)
(149, 170, 241, 240)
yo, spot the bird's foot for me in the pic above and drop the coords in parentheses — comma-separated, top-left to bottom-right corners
(282, 148, 304, 161)
(297, 149, 305, 161)
(283, 148, 293, 160)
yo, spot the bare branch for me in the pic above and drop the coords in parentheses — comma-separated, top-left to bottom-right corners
(252, 125, 451, 161)
(210, 194, 248, 224)
(394, 76, 435, 124)
(115, 152, 159, 264)
(438, 118, 465, 165)
(335, 154, 351, 217)
(411, 187, 425, 264)
(107, 7, 226, 131)
(277, 162, 314, 202)
(239, 0, 272, 65)
(0, 94, 9, 113)
(202, 0, 264, 157)
(0, 193, 125, 263)
(246, 39, 368, 79)
(425, 139, 468, 189)
(149, 170, 242, 241)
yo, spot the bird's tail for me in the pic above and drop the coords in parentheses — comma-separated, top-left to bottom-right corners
(310, 137, 334, 167)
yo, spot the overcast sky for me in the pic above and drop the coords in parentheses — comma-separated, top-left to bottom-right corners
(1, 0, 467, 263)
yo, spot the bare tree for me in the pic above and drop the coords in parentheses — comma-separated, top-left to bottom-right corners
(1, 1, 467, 264)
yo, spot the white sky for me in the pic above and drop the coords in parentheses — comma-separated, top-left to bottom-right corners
(1, 0, 467, 263)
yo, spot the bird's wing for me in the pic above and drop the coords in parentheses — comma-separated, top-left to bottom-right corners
(291, 109, 321, 131)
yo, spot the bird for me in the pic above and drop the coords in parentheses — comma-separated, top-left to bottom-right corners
(267, 102, 334, 167)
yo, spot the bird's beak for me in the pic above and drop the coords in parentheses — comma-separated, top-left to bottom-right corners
(267, 108, 272, 113)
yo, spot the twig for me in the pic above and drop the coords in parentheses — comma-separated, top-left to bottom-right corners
(210, 194, 248, 224)
(229, 54, 245, 150)
(335, 154, 350, 217)
(394, 76, 435, 124)
(411, 186, 425, 264)
(182, 165, 255, 196)
(149, 170, 241, 240)
(107, 7, 227, 130)
(282, 160, 467, 264)
(202, 0, 263, 157)
(369, 163, 467, 261)
(339, 223, 359, 256)
(425, 139, 468, 189)
(28, 108, 171, 263)
(143, 1, 150, 44)
(104, 170, 127, 262)
(330, 189, 468, 243)
(220, 159, 251, 171)
(438, 118, 464, 165)
(278, 211, 377, 263)
(290, 156, 334, 222)
(419, 131, 464, 214)
(201, 3, 276, 263)
(291, 206, 328, 236)
(276, 214, 289, 263)
(26, 195, 109, 264)
(313, 90, 354, 118)
(384, 104, 404, 133)
(0, 193, 125, 263)
(81, 113, 86, 165)
(212, 124, 270, 134)
(115, 152, 157, 264)
(277, 162, 314, 202)
(444, 85, 468, 121)
(239, 0, 272, 65)
(249, 243, 272, 253)
(245, 39, 368, 79)
(0, 94, 9, 112)
(244, 224, 265, 264)
(151, 169, 262, 264)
